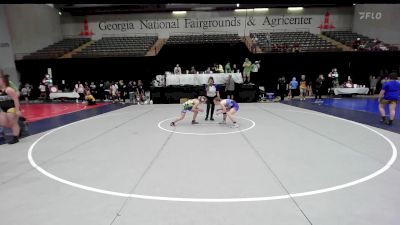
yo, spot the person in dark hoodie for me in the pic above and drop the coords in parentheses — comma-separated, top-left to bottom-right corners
(315, 74, 325, 101)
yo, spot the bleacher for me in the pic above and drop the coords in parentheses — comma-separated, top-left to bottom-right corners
(23, 38, 90, 59)
(73, 36, 157, 58)
(166, 34, 241, 45)
(322, 31, 398, 51)
(322, 31, 370, 46)
(253, 31, 340, 53)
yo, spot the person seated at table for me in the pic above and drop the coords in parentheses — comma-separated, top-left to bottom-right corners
(190, 66, 197, 74)
(205, 67, 211, 73)
(232, 64, 239, 73)
(343, 79, 353, 88)
(217, 64, 224, 73)
(212, 63, 219, 73)
(174, 64, 182, 75)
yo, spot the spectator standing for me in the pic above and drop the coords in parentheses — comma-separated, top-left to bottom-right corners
(89, 82, 97, 99)
(242, 58, 252, 84)
(104, 81, 111, 101)
(129, 81, 138, 104)
(127, 81, 135, 104)
(307, 81, 313, 97)
(299, 75, 307, 101)
(137, 80, 145, 104)
(265, 32, 271, 50)
(369, 75, 378, 95)
(381, 76, 389, 85)
(39, 83, 46, 100)
(225, 74, 235, 100)
(97, 80, 104, 100)
(25, 83, 33, 95)
(21, 85, 29, 102)
(121, 80, 129, 103)
(288, 77, 299, 99)
(251, 34, 258, 53)
(74, 81, 85, 103)
(225, 62, 232, 73)
(250, 60, 261, 85)
(110, 82, 118, 102)
(277, 76, 288, 101)
(315, 74, 325, 100)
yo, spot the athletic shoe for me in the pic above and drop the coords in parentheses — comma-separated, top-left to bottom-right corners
(8, 136, 19, 144)
(205, 117, 208, 121)
(192, 121, 199, 125)
(385, 120, 393, 125)
(170, 122, 175, 126)
(210, 118, 214, 121)
(231, 124, 239, 128)
(18, 118, 29, 137)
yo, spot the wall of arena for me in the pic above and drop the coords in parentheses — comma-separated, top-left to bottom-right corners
(353, 4, 400, 46)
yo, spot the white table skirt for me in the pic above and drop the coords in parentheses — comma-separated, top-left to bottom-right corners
(166, 73, 243, 86)
(333, 88, 369, 95)
(50, 92, 80, 99)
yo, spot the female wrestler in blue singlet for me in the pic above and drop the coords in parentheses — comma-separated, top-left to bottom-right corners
(214, 97, 239, 128)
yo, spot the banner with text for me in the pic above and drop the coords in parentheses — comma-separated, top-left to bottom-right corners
(61, 7, 353, 38)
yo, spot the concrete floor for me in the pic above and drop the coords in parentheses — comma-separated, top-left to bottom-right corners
(1, 103, 399, 225)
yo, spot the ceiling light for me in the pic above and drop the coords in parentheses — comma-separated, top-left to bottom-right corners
(254, 8, 269, 12)
(193, 7, 215, 11)
(172, 11, 187, 15)
(236, 3, 240, 7)
(234, 9, 248, 12)
(59, 11, 62, 15)
(288, 7, 304, 11)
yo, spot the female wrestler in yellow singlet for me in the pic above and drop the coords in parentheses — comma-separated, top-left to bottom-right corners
(0, 74, 21, 144)
(170, 96, 206, 126)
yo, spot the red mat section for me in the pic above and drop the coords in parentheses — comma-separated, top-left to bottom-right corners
(20, 103, 109, 122)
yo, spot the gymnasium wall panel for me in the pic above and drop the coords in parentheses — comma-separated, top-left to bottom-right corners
(5, 4, 63, 54)
(0, 5, 18, 85)
(353, 4, 400, 46)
